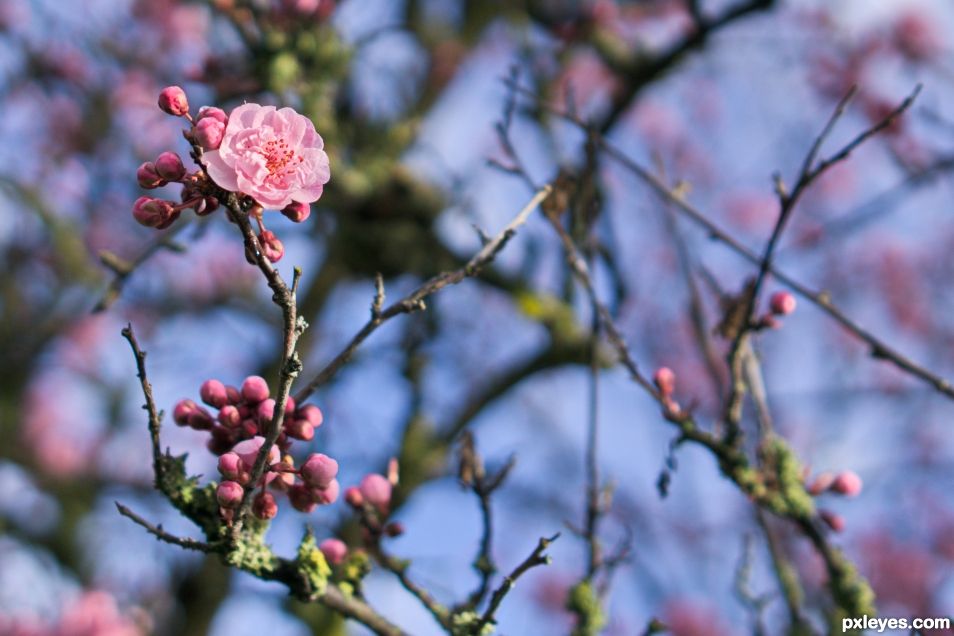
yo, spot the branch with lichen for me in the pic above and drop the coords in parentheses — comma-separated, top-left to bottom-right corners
(116, 85, 560, 635)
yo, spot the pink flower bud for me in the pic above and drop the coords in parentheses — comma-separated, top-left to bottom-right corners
(173, 399, 198, 426)
(387, 458, 399, 486)
(257, 398, 276, 423)
(296, 404, 323, 428)
(154, 151, 186, 181)
(831, 471, 862, 497)
(820, 509, 845, 533)
(132, 196, 176, 228)
(197, 106, 228, 124)
(194, 117, 225, 150)
(769, 291, 796, 316)
(253, 491, 278, 520)
(288, 484, 317, 513)
(218, 452, 247, 483)
(359, 474, 392, 510)
(384, 522, 404, 537)
(200, 379, 228, 408)
(158, 86, 189, 117)
(259, 230, 284, 263)
(136, 162, 165, 189)
(345, 486, 364, 508)
(216, 480, 244, 508)
(319, 538, 347, 565)
(218, 404, 241, 428)
(284, 418, 314, 441)
(312, 478, 340, 505)
(241, 376, 270, 403)
(301, 453, 338, 489)
(653, 367, 676, 396)
(281, 201, 311, 223)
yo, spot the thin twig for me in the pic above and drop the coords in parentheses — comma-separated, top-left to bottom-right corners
(225, 197, 303, 536)
(94, 220, 193, 313)
(372, 549, 452, 631)
(294, 185, 552, 403)
(508, 82, 954, 402)
(115, 502, 215, 553)
(475, 533, 560, 631)
(121, 324, 164, 483)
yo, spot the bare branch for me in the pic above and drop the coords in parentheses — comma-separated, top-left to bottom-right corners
(115, 502, 214, 553)
(476, 533, 560, 631)
(294, 185, 552, 403)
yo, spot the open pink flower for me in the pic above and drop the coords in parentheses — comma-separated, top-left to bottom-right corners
(204, 103, 330, 209)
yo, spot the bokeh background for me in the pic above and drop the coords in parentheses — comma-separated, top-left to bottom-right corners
(2, 0, 954, 634)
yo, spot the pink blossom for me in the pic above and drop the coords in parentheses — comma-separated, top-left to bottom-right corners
(203, 103, 330, 209)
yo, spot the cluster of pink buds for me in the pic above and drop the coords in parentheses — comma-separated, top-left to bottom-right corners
(807, 470, 862, 534)
(345, 461, 403, 539)
(132, 86, 327, 265)
(757, 291, 797, 329)
(807, 470, 863, 497)
(134, 87, 221, 229)
(174, 375, 337, 521)
(215, 439, 340, 521)
(653, 366, 685, 420)
(174, 375, 322, 454)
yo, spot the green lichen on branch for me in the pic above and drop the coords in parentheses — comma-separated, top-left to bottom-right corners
(156, 452, 220, 537)
(223, 517, 279, 575)
(451, 610, 495, 636)
(825, 548, 877, 633)
(566, 581, 606, 636)
(296, 529, 332, 597)
(757, 437, 815, 520)
(719, 436, 814, 521)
